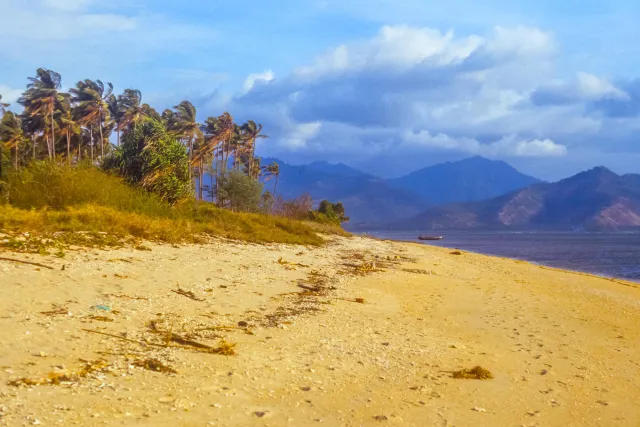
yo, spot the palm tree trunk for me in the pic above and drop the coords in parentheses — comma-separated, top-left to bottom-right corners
(198, 159, 204, 200)
(67, 130, 71, 165)
(99, 120, 104, 158)
(51, 110, 55, 160)
(90, 125, 94, 163)
(32, 135, 36, 159)
(249, 138, 256, 179)
(215, 152, 219, 205)
(273, 174, 279, 198)
(187, 136, 193, 181)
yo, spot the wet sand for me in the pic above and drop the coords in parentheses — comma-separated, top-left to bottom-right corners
(1, 236, 639, 426)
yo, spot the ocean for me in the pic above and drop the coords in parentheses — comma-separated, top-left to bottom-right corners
(360, 231, 640, 282)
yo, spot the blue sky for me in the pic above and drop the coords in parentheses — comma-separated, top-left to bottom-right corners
(1, 0, 640, 180)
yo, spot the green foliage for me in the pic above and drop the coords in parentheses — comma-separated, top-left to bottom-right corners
(0, 164, 342, 247)
(216, 170, 264, 212)
(1, 161, 172, 216)
(104, 119, 191, 204)
(315, 200, 349, 225)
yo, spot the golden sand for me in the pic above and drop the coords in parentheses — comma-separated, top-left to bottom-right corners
(1, 236, 639, 426)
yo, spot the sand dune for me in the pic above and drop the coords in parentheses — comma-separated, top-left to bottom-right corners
(1, 236, 639, 426)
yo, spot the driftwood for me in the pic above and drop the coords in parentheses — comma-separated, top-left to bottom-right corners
(0, 257, 55, 270)
(297, 283, 322, 292)
(171, 288, 205, 301)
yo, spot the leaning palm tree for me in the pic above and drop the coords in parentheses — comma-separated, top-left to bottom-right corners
(117, 89, 149, 136)
(57, 97, 81, 164)
(170, 101, 200, 182)
(240, 120, 268, 179)
(70, 79, 113, 161)
(201, 113, 235, 204)
(0, 112, 25, 169)
(107, 94, 123, 146)
(263, 161, 280, 197)
(20, 113, 45, 159)
(17, 68, 64, 159)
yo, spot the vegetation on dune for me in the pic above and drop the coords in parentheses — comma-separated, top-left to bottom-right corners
(0, 165, 339, 248)
(0, 68, 349, 250)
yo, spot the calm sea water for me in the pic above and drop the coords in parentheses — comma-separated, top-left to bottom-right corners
(360, 231, 640, 282)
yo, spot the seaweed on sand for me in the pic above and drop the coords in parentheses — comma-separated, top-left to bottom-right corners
(451, 366, 493, 380)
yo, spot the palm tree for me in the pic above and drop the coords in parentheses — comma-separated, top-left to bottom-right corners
(0, 112, 25, 169)
(20, 113, 45, 159)
(171, 101, 200, 182)
(0, 94, 9, 117)
(18, 68, 64, 159)
(263, 161, 280, 197)
(107, 94, 123, 146)
(70, 79, 113, 161)
(241, 121, 268, 179)
(117, 89, 148, 136)
(57, 96, 81, 164)
(202, 113, 236, 203)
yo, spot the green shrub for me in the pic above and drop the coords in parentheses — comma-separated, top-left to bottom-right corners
(103, 119, 191, 204)
(1, 161, 173, 216)
(216, 170, 263, 212)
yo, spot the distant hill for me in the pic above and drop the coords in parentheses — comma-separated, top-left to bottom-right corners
(260, 158, 429, 226)
(389, 156, 542, 205)
(388, 167, 640, 231)
(304, 161, 376, 179)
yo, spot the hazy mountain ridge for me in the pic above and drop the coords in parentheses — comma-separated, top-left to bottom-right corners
(387, 167, 640, 231)
(260, 158, 429, 226)
(263, 156, 544, 226)
(388, 156, 543, 205)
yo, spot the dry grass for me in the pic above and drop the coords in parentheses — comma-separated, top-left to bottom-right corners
(0, 163, 347, 251)
(0, 203, 337, 253)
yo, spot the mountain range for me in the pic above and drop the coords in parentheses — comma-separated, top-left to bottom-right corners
(260, 158, 428, 225)
(263, 156, 541, 227)
(389, 166, 640, 231)
(388, 156, 542, 205)
(261, 156, 640, 231)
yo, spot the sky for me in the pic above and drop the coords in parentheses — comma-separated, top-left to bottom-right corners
(1, 0, 640, 181)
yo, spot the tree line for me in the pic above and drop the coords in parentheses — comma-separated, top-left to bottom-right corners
(0, 68, 280, 206)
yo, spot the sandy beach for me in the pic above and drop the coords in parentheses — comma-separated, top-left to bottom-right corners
(1, 235, 639, 427)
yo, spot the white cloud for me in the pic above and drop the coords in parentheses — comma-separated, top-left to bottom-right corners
(402, 130, 567, 158)
(243, 70, 275, 93)
(531, 72, 629, 106)
(576, 72, 628, 100)
(0, 0, 216, 69)
(280, 122, 323, 149)
(231, 24, 566, 153)
(0, 85, 23, 105)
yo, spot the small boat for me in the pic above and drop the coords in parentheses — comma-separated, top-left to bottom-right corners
(418, 235, 444, 241)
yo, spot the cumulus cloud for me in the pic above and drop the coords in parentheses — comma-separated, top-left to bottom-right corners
(0, 85, 23, 105)
(588, 79, 640, 118)
(221, 24, 573, 163)
(243, 70, 276, 93)
(403, 131, 567, 158)
(0, 0, 216, 68)
(531, 72, 628, 106)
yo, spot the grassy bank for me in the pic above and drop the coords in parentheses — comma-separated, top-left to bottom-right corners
(0, 163, 347, 251)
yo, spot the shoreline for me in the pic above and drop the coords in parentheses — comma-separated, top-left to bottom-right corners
(1, 235, 639, 426)
(356, 231, 640, 283)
